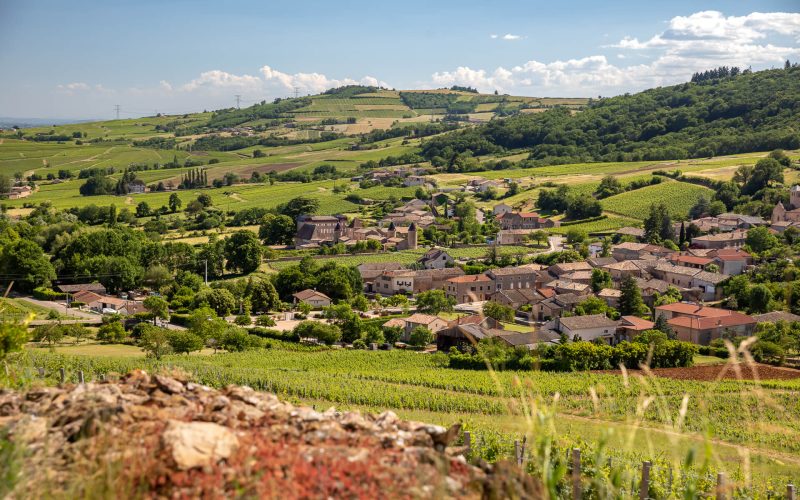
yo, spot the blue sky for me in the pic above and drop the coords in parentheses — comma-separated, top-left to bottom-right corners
(1, 0, 798, 119)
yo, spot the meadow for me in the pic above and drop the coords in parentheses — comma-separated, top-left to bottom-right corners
(11, 346, 800, 496)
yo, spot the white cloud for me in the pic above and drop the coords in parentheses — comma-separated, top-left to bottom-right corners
(490, 33, 523, 40)
(159, 80, 173, 92)
(433, 10, 800, 96)
(179, 70, 263, 92)
(258, 65, 388, 94)
(56, 82, 90, 91)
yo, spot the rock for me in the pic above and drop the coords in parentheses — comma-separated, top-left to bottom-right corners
(162, 420, 239, 470)
(10, 415, 49, 443)
(154, 375, 185, 395)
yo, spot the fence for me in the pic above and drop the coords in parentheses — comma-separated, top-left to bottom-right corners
(460, 430, 797, 500)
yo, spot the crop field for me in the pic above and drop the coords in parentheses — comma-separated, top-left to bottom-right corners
(549, 216, 635, 235)
(14, 348, 800, 494)
(601, 181, 712, 220)
(265, 245, 535, 271)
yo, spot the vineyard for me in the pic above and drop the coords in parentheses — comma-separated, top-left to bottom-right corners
(10, 346, 800, 495)
(601, 180, 712, 220)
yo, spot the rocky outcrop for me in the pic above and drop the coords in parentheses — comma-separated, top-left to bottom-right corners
(0, 370, 538, 498)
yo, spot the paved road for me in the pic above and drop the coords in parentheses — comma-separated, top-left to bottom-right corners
(14, 295, 101, 321)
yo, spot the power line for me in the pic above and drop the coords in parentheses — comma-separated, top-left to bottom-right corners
(114, 104, 120, 120)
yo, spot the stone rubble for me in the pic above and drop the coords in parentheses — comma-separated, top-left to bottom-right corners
(0, 370, 539, 498)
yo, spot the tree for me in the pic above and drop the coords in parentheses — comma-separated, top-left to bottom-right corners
(167, 330, 204, 354)
(590, 268, 612, 293)
(643, 203, 672, 244)
(619, 275, 647, 317)
(293, 320, 341, 345)
(168, 193, 182, 213)
(0, 240, 56, 292)
(382, 325, 404, 344)
(220, 328, 263, 352)
(0, 174, 12, 196)
(748, 284, 773, 314)
(197, 193, 213, 207)
(654, 286, 682, 306)
(32, 324, 64, 345)
(135, 201, 151, 218)
(574, 296, 614, 317)
(742, 158, 784, 195)
(224, 230, 262, 274)
(483, 301, 514, 323)
(745, 226, 780, 254)
(194, 288, 236, 316)
(187, 307, 228, 341)
(143, 265, 172, 290)
(139, 326, 173, 359)
(247, 278, 280, 313)
(0, 322, 27, 361)
(565, 228, 587, 245)
(278, 196, 320, 220)
(409, 326, 434, 347)
(653, 314, 675, 339)
(595, 175, 624, 198)
(143, 295, 170, 325)
(62, 324, 89, 344)
(258, 214, 296, 245)
(416, 289, 454, 314)
(97, 319, 126, 343)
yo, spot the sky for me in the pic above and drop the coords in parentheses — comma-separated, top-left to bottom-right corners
(1, 0, 799, 119)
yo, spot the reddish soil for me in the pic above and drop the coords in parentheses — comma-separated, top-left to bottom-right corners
(603, 363, 800, 381)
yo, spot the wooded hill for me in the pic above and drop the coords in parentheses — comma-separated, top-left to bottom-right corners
(420, 66, 800, 165)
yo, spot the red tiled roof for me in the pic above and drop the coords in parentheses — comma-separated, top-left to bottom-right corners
(673, 255, 713, 266)
(620, 316, 655, 331)
(447, 274, 493, 283)
(668, 314, 756, 330)
(655, 302, 730, 317)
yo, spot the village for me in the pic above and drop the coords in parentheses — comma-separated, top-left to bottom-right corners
(26, 179, 800, 360)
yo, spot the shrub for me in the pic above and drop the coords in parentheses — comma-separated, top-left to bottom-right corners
(352, 339, 367, 349)
(292, 321, 341, 345)
(220, 328, 266, 352)
(167, 331, 204, 354)
(33, 287, 65, 301)
(256, 315, 276, 327)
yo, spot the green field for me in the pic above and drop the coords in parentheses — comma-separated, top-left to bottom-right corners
(13, 347, 800, 496)
(601, 180, 712, 220)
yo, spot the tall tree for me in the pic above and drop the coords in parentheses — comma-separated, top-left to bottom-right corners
(619, 275, 647, 317)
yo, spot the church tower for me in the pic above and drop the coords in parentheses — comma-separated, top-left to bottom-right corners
(791, 185, 800, 210)
(333, 222, 342, 243)
(387, 221, 396, 238)
(407, 222, 418, 250)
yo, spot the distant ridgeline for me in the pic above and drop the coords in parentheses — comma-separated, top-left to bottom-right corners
(420, 66, 800, 165)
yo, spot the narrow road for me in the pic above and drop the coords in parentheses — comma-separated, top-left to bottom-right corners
(14, 295, 100, 321)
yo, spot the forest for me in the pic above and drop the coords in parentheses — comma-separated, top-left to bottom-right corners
(420, 66, 800, 164)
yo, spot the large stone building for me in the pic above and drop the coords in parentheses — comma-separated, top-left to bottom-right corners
(295, 215, 417, 250)
(771, 185, 800, 224)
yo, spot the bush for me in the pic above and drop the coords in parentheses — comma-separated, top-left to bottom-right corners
(97, 320, 126, 343)
(408, 326, 434, 347)
(33, 287, 65, 301)
(352, 339, 367, 349)
(220, 328, 266, 352)
(167, 331, 204, 354)
(249, 327, 299, 343)
(292, 321, 341, 345)
(235, 315, 252, 326)
(256, 315, 276, 327)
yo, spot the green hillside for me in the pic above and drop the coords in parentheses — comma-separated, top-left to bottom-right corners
(420, 66, 800, 164)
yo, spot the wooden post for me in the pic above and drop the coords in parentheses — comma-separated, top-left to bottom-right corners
(78, 370, 85, 384)
(572, 448, 581, 500)
(514, 440, 521, 466)
(787, 484, 795, 500)
(640, 461, 651, 500)
(463, 431, 471, 455)
(717, 472, 727, 500)
(59, 368, 66, 384)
